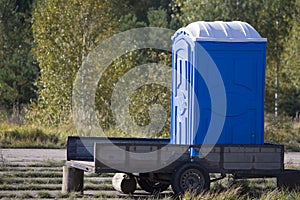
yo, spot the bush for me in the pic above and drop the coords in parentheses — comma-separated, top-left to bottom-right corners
(265, 113, 300, 151)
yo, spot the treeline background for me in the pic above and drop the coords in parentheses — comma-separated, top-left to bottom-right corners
(0, 0, 299, 148)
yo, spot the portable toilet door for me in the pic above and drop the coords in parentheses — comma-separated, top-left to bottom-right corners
(171, 34, 195, 145)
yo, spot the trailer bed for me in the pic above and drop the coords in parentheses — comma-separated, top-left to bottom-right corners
(67, 136, 284, 177)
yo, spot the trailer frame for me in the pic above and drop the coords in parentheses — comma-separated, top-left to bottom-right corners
(63, 136, 295, 194)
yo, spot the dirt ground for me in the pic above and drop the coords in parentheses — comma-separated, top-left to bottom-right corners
(284, 152, 300, 166)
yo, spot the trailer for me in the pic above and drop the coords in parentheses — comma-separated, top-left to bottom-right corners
(64, 136, 298, 195)
(63, 21, 300, 195)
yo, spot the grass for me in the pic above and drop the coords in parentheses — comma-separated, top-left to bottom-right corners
(1, 171, 63, 178)
(27, 159, 65, 167)
(0, 177, 111, 185)
(84, 183, 114, 190)
(56, 192, 71, 199)
(0, 114, 299, 150)
(20, 192, 34, 199)
(0, 193, 18, 199)
(92, 193, 119, 199)
(0, 183, 61, 190)
(0, 123, 75, 148)
(0, 181, 112, 191)
(0, 177, 63, 184)
(208, 177, 274, 199)
(37, 191, 52, 198)
(1, 167, 300, 200)
(181, 187, 300, 200)
(0, 113, 299, 150)
(0, 122, 131, 149)
(0, 160, 65, 168)
(182, 187, 242, 200)
(86, 177, 112, 184)
(0, 166, 62, 172)
(265, 114, 300, 151)
(181, 177, 300, 200)
(56, 191, 119, 199)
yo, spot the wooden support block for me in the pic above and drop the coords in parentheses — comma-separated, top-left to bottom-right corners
(62, 166, 84, 193)
(112, 173, 136, 194)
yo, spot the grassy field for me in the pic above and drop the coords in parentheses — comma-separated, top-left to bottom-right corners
(0, 123, 75, 148)
(0, 122, 153, 149)
(1, 159, 300, 199)
(0, 159, 173, 199)
(264, 115, 300, 152)
(0, 160, 119, 199)
(1, 117, 300, 150)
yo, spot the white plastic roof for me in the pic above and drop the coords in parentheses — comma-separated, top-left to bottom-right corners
(173, 21, 267, 42)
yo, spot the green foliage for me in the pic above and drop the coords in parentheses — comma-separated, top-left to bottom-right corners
(90, 6, 172, 136)
(148, 7, 169, 28)
(0, 0, 38, 122)
(278, 1, 300, 117)
(121, 0, 171, 23)
(264, 0, 299, 116)
(30, 0, 117, 126)
(30, 0, 174, 135)
(29, 0, 175, 138)
(95, 49, 172, 136)
(119, 13, 147, 31)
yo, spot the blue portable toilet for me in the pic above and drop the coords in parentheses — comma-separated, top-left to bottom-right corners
(171, 21, 267, 145)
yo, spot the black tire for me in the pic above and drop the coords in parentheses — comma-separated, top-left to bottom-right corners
(171, 162, 210, 195)
(137, 175, 169, 194)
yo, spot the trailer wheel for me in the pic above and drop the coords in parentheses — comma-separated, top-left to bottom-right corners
(137, 176, 169, 194)
(171, 163, 210, 195)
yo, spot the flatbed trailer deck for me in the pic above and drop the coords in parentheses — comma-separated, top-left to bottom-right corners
(67, 136, 283, 175)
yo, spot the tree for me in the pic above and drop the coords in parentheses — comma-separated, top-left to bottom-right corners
(95, 7, 172, 136)
(31, 0, 174, 138)
(30, 0, 118, 126)
(0, 0, 38, 123)
(120, 0, 171, 23)
(260, 0, 297, 115)
(278, 0, 300, 118)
